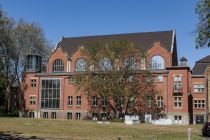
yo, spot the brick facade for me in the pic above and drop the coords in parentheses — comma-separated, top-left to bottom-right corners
(23, 31, 209, 124)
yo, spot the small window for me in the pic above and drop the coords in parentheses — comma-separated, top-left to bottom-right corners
(75, 58, 87, 72)
(43, 112, 48, 118)
(76, 96, 81, 106)
(68, 96, 73, 106)
(194, 100, 205, 109)
(196, 115, 204, 124)
(67, 112, 72, 120)
(157, 96, 163, 108)
(51, 112, 56, 119)
(117, 97, 124, 107)
(30, 79, 36, 88)
(194, 84, 205, 93)
(174, 115, 182, 124)
(157, 75, 163, 82)
(52, 59, 64, 72)
(92, 113, 98, 120)
(29, 112, 35, 118)
(174, 96, 182, 107)
(76, 112, 81, 120)
(30, 96, 36, 105)
(68, 77, 74, 83)
(92, 96, 97, 106)
(101, 113, 107, 120)
(147, 76, 152, 82)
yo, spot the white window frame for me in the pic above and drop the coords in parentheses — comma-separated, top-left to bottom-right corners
(30, 96, 36, 105)
(157, 96, 163, 108)
(150, 55, 165, 70)
(68, 96, 73, 106)
(194, 100, 205, 109)
(174, 96, 182, 108)
(157, 75, 163, 82)
(76, 96, 81, 106)
(194, 84, 205, 93)
(174, 115, 182, 124)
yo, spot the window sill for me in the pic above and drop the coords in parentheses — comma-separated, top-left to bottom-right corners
(194, 108, 205, 110)
(194, 92, 205, 94)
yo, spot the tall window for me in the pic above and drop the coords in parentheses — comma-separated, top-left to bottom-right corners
(147, 96, 152, 108)
(92, 96, 97, 106)
(194, 84, 205, 93)
(75, 58, 87, 72)
(194, 100, 205, 109)
(174, 96, 182, 107)
(41, 79, 60, 109)
(101, 96, 107, 106)
(68, 96, 73, 106)
(124, 56, 136, 70)
(157, 96, 163, 108)
(141, 57, 145, 70)
(174, 116, 182, 124)
(52, 59, 64, 72)
(99, 58, 112, 71)
(174, 75, 182, 92)
(76, 96, 81, 106)
(150, 55, 164, 70)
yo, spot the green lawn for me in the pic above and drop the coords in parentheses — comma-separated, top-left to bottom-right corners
(0, 117, 206, 140)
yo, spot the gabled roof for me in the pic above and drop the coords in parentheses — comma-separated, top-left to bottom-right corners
(197, 55, 210, 63)
(192, 55, 210, 75)
(57, 30, 175, 57)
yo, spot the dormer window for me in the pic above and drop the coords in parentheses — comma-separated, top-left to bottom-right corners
(53, 59, 64, 72)
(75, 58, 87, 72)
(150, 55, 165, 70)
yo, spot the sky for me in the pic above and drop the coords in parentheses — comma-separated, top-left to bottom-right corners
(0, 0, 210, 68)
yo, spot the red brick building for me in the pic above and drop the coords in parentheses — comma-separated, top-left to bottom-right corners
(23, 30, 210, 124)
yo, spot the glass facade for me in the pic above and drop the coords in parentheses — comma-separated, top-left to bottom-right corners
(41, 79, 60, 109)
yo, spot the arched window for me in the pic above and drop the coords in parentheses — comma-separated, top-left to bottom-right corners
(52, 59, 64, 72)
(99, 58, 112, 71)
(124, 56, 136, 70)
(75, 58, 87, 72)
(150, 55, 165, 70)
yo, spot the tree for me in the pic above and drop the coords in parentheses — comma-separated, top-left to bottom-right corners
(75, 41, 162, 120)
(195, 0, 210, 48)
(0, 7, 52, 112)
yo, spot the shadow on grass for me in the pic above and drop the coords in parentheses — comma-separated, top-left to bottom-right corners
(0, 131, 44, 140)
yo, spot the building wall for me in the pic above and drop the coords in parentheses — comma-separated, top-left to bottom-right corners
(23, 41, 208, 125)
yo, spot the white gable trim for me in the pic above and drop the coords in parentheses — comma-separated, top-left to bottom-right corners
(170, 30, 176, 53)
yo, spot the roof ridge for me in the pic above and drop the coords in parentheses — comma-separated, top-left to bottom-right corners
(196, 55, 210, 63)
(62, 30, 174, 39)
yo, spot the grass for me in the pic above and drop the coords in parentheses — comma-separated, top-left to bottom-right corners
(0, 117, 206, 140)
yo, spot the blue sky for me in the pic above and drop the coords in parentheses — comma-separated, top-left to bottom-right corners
(0, 0, 210, 68)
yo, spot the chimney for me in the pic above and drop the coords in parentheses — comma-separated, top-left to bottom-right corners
(179, 57, 188, 67)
